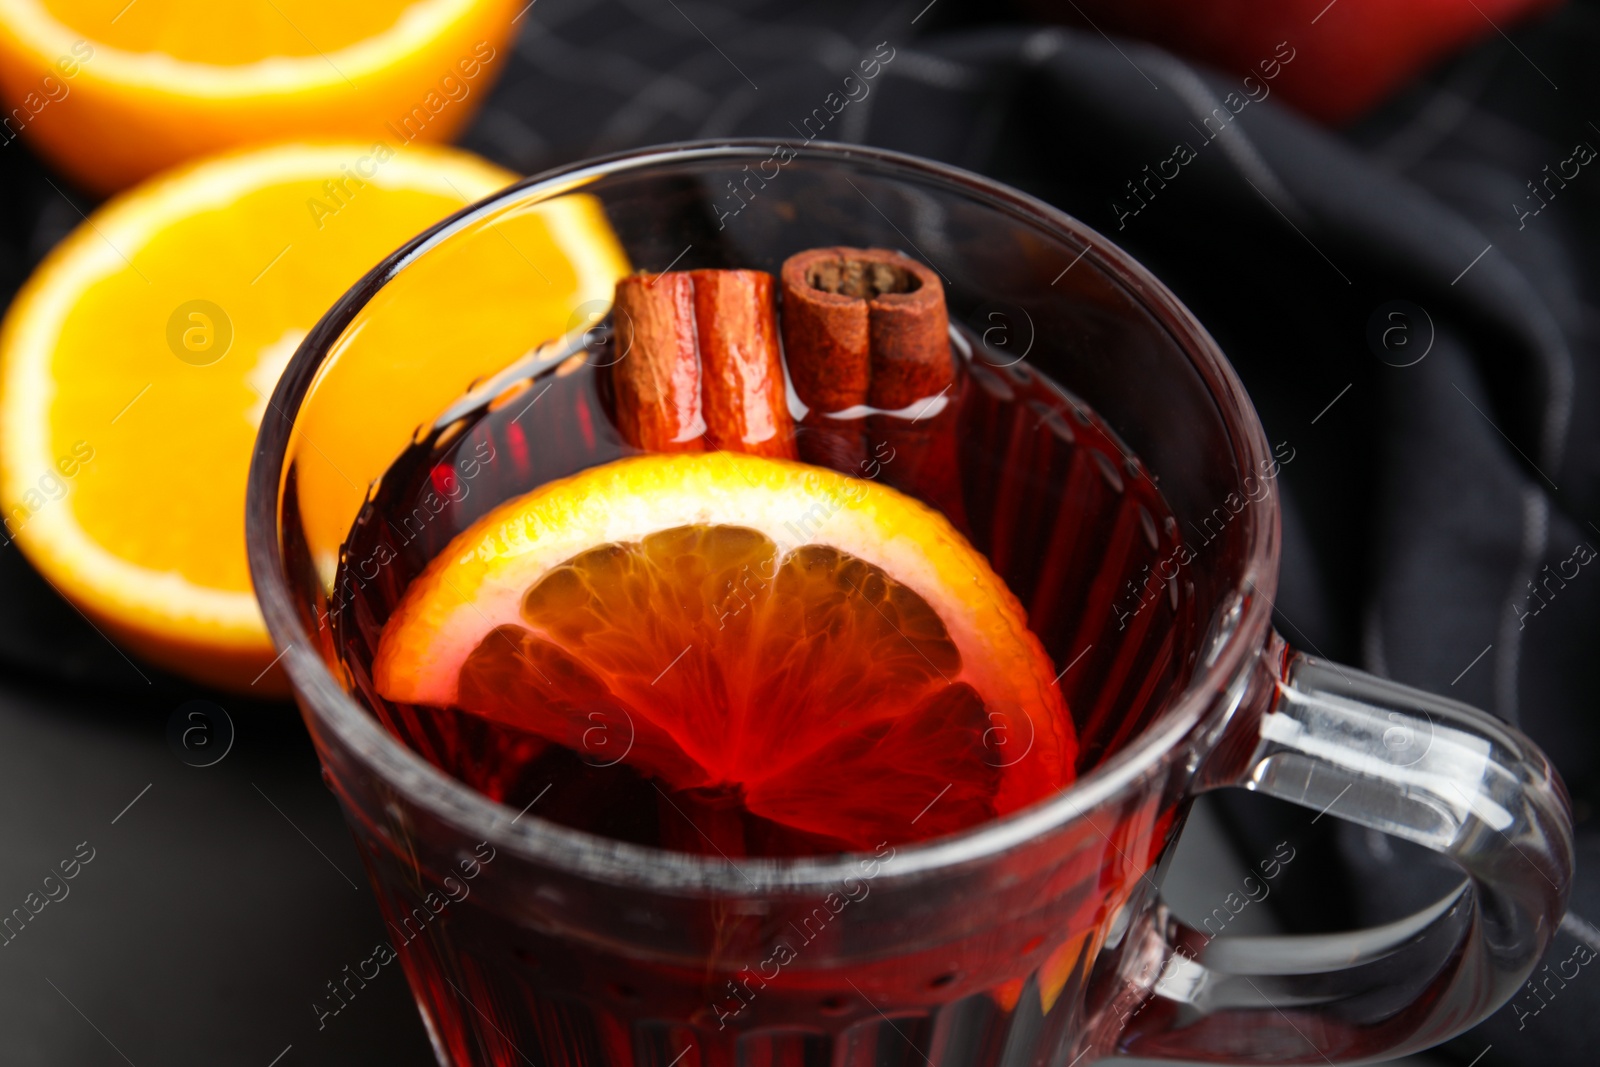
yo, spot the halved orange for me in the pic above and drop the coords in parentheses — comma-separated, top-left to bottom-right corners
(0, 0, 519, 193)
(375, 452, 1077, 848)
(0, 142, 629, 693)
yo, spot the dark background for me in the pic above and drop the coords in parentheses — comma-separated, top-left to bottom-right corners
(0, 0, 1595, 1064)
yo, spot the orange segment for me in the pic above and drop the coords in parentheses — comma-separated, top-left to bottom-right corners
(0, 0, 519, 192)
(0, 143, 630, 692)
(375, 453, 1077, 847)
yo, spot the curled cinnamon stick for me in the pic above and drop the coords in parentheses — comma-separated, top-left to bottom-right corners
(609, 270, 796, 458)
(691, 270, 797, 459)
(778, 252, 870, 413)
(780, 247, 952, 413)
(864, 259, 951, 411)
(612, 273, 706, 453)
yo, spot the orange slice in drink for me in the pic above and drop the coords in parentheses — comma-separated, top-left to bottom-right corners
(375, 452, 1077, 849)
(0, 142, 629, 693)
(0, 0, 519, 193)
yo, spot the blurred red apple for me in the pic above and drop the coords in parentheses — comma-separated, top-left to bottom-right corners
(1026, 0, 1564, 122)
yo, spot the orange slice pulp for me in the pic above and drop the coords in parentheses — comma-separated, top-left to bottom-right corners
(374, 452, 1077, 850)
(0, 0, 520, 193)
(0, 142, 629, 692)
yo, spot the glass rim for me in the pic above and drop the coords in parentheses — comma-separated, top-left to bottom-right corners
(245, 139, 1279, 894)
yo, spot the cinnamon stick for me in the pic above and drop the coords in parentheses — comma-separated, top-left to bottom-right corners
(611, 273, 706, 453)
(864, 258, 951, 411)
(609, 270, 796, 458)
(778, 250, 871, 413)
(690, 270, 797, 459)
(779, 247, 952, 413)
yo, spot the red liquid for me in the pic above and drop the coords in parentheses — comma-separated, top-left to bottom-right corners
(327, 326, 1198, 1067)
(334, 328, 1194, 853)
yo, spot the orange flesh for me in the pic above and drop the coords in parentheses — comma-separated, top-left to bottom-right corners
(454, 524, 1008, 848)
(49, 180, 473, 593)
(40, 0, 408, 63)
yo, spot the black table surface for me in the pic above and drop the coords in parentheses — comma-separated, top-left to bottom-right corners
(0, 677, 435, 1065)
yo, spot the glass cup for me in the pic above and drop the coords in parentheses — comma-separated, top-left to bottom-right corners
(245, 141, 1573, 1067)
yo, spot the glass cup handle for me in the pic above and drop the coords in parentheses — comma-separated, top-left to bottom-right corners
(1111, 642, 1574, 1063)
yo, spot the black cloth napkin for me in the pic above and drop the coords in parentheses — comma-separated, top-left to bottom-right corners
(1, 1, 1594, 1063)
